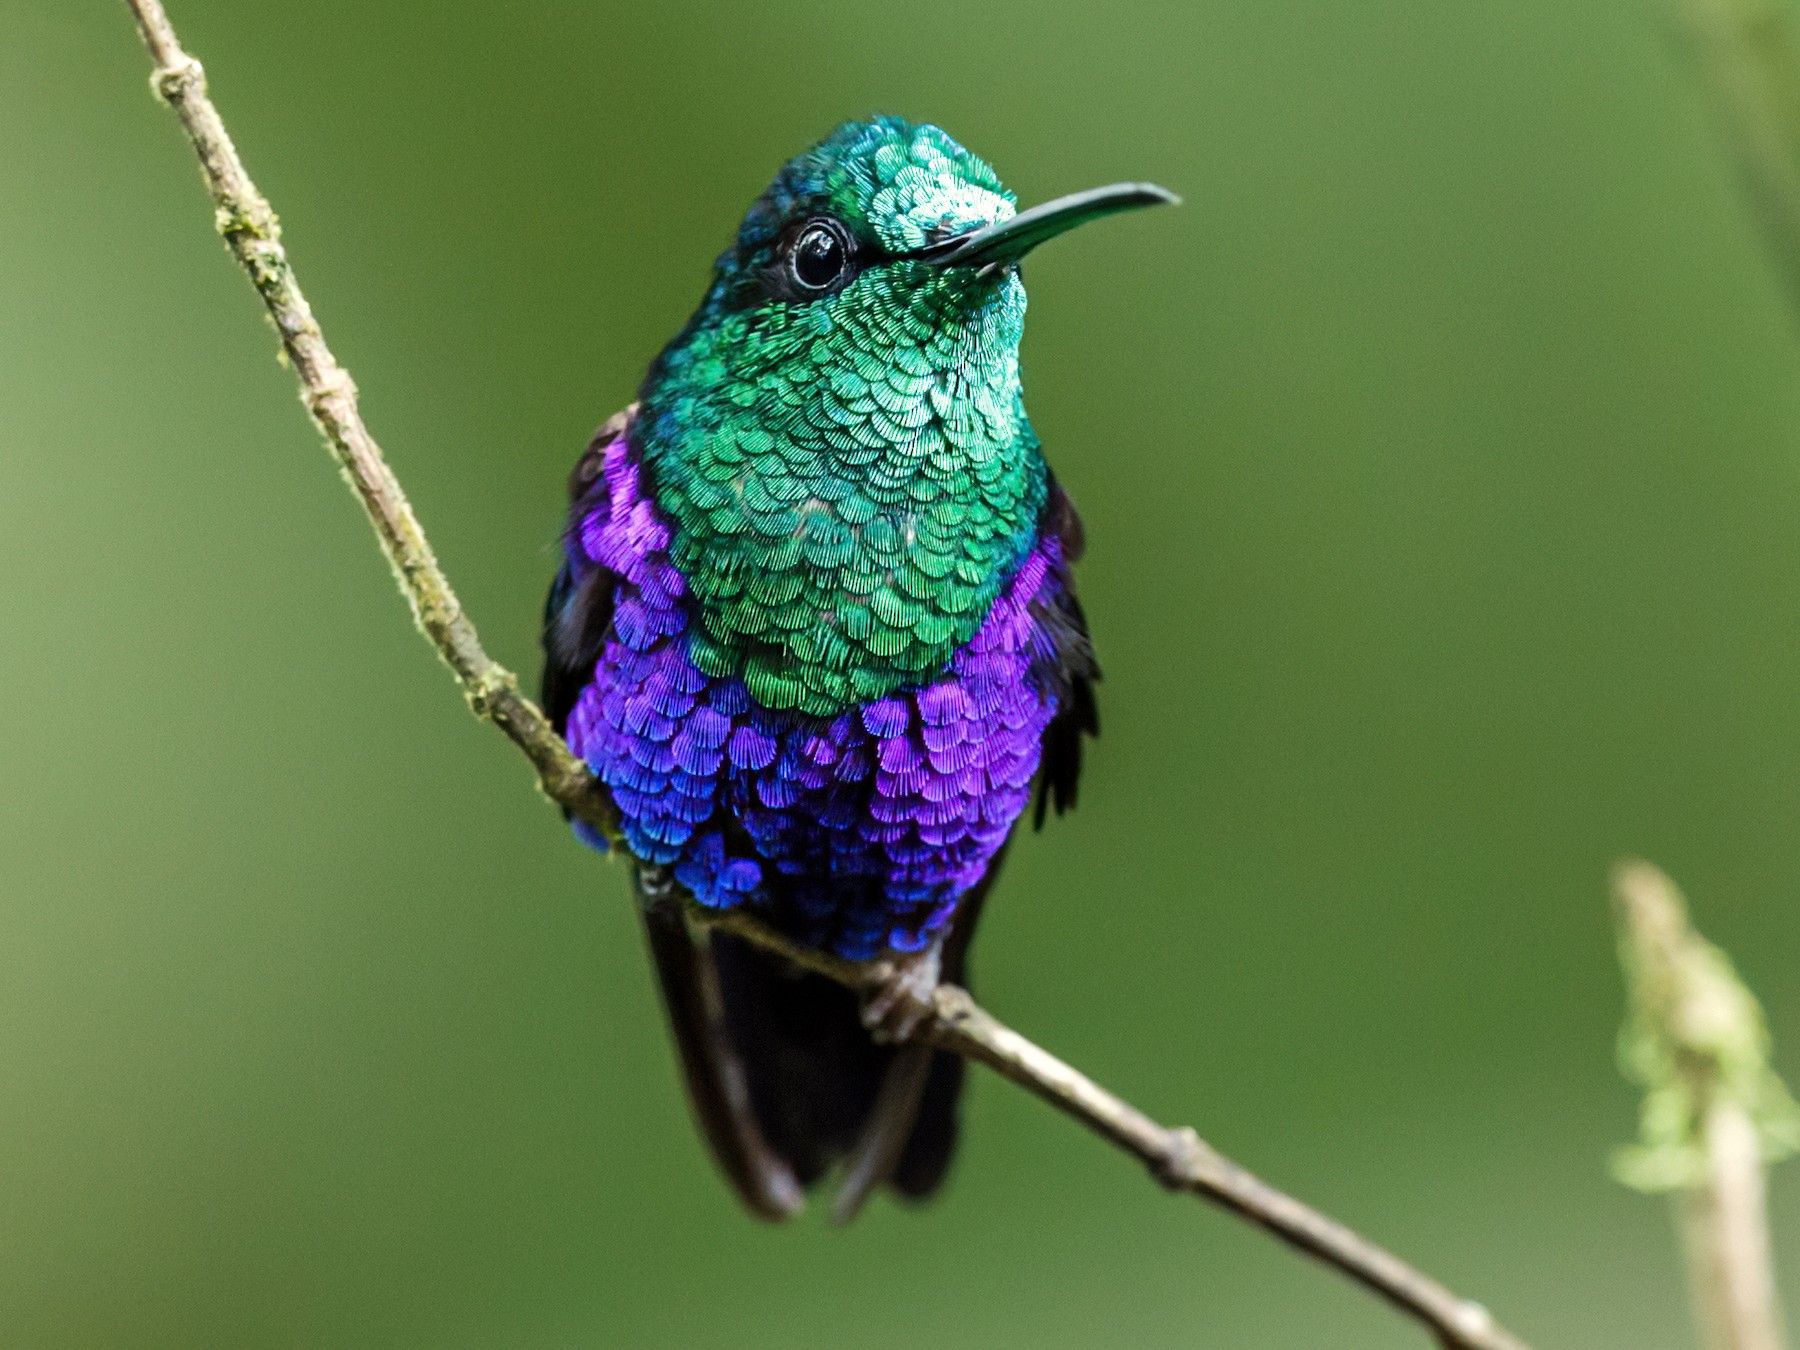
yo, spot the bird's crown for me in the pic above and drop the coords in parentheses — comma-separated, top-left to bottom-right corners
(723, 117, 1016, 292)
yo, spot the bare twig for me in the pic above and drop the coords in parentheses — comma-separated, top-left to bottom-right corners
(1611, 860, 1800, 1350)
(118, 0, 614, 835)
(119, 4, 1532, 1346)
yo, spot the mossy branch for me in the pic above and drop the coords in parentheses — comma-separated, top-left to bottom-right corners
(1612, 860, 1799, 1350)
(120, 2, 1531, 1346)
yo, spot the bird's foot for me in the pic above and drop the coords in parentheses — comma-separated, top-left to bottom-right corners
(861, 943, 942, 1044)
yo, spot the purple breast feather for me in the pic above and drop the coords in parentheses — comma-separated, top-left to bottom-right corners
(563, 434, 1066, 960)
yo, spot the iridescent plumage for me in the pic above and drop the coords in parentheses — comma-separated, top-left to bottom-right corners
(541, 117, 1169, 1218)
(553, 424, 1083, 960)
(638, 120, 1047, 717)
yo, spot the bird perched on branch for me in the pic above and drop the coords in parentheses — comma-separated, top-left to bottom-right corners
(542, 117, 1173, 1221)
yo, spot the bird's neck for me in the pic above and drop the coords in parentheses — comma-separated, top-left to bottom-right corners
(635, 276, 1046, 716)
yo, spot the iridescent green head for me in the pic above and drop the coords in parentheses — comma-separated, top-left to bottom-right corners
(635, 118, 1173, 716)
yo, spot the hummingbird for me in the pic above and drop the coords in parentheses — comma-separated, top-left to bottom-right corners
(541, 117, 1174, 1221)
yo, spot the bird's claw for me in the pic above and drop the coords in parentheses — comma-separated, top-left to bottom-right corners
(861, 945, 942, 1044)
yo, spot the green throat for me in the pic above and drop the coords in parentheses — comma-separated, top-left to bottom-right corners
(634, 120, 1050, 717)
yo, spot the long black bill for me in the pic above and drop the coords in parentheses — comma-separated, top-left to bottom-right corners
(922, 181, 1179, 269)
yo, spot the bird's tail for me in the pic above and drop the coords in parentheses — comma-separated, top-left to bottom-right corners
(637, 872, 976, 1221)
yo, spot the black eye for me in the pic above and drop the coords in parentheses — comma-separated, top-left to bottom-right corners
(789, 219, 851, 293)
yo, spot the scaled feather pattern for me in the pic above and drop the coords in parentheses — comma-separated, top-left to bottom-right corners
(558, 429, 1079, 960)
(538, 116, 1120, 1212)
(638, 121, 1045, 717)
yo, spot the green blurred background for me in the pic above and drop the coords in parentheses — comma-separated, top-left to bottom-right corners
(5, 1, 1800, 1345)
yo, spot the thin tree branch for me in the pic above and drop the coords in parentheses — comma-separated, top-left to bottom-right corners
(119, 4, 1531, 1346)
(120, 0, 613, 833)
(1650, 8, 1800, 1346)
(1611, 861, 1799, 1350)
(1685, 1103, 1787, 1350)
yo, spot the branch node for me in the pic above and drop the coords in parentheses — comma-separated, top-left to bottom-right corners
(465, 667, 519, 720)
(303, 370, 357, 421)
(1153, 1126, 1211, 1190)
(151, 56, 202, 103)
(1448, 1301, 1497, 1340)
(929, 982, 978, 1029)
(215, 199, 279, 243)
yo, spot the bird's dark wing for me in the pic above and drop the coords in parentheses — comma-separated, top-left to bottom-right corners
(541, 406, 804, 1220)
(639, 884, 806, 1220)
(1031, 476, 1101, 828)
(540, 557, 613, 736)
(540, 414, 627, 736)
